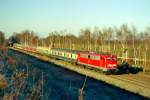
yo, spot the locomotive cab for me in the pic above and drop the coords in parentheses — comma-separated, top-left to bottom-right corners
(106, 56, 117, 68)
(105, 55, 118, 73)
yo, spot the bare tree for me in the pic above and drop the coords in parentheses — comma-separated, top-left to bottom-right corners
(131, 25, 137, 65)
(92, 27, 99, 51)
(116, 24, 131, 61)
(79, 28, 91, 51)
(0, 31, 5, 45)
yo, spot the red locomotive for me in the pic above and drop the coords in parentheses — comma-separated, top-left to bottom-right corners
(77, 51, 117, 72)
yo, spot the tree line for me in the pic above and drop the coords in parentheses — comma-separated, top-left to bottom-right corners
(0, 31, 5, 45)
(1, 24, 150, 72)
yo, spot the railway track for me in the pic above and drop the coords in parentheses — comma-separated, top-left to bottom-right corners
(118, 74, 150, 85)
(109, 75, 150, 89)
(140, 73, 150, 78)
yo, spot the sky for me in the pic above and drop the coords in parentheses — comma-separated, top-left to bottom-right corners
(0, 0, 150, 38)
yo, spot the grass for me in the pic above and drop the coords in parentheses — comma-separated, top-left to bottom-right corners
(0, 75, 7, 89)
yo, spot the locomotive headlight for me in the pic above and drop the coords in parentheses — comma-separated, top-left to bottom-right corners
(107, 64, 116, 68)
(107, 64, 112, 67)
(108, 64, 110, 66)
(113, 64, 116, 66)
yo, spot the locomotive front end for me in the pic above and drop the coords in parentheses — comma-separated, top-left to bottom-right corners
(105, 55, 118, 73)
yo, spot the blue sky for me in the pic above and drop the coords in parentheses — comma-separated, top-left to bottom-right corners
(0, 0, 150, 38)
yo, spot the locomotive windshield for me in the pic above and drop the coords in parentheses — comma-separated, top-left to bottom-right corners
(106, 57, 117, 61)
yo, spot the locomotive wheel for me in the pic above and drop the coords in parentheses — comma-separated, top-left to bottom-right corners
(103, 71, 111, 75)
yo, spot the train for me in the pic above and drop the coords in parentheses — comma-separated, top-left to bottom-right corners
(13, 44, 118, 73)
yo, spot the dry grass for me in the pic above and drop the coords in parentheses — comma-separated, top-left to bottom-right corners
(0, 46, 7, 89)
(0, 75, 7, 89)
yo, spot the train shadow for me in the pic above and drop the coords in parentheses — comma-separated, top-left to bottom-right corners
(117, 61, 143, 75)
